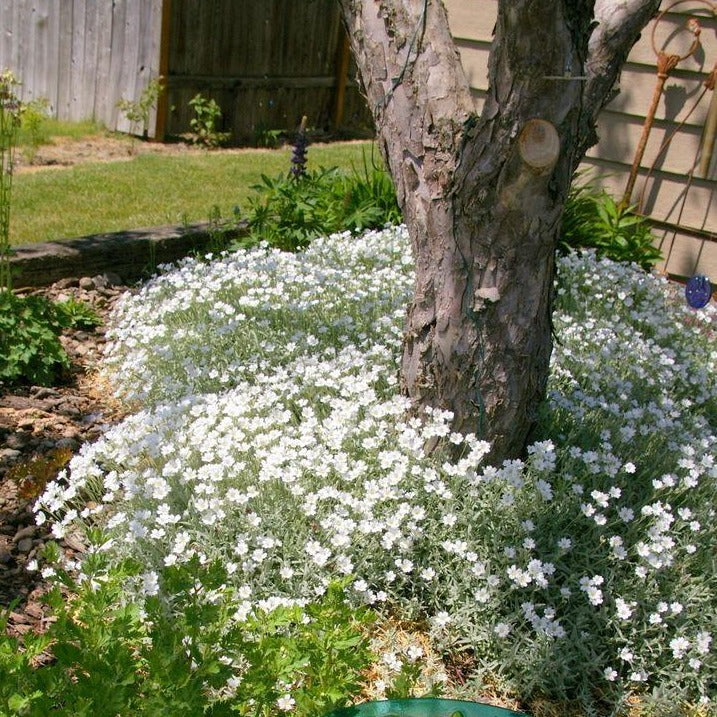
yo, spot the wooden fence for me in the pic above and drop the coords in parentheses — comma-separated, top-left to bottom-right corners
(0, 0, 163, 134)
(163, 0, 370, 143)
(444, 0, 717, 279)
(0, 0, 370, 142)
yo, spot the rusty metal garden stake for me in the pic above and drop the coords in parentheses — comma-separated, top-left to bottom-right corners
(621, 6, 702, 207)
(699, 63, 717, 177)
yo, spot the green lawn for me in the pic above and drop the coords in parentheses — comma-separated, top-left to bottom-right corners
(10, 141, 378, 246)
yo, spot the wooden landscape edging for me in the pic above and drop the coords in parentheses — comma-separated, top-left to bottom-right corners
(9, 221, 247, 289)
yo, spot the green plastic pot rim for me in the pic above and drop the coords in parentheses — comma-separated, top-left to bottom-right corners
(322, 697, 529, 717)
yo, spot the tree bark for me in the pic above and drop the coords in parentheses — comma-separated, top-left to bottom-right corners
(337, 0, 660, 463)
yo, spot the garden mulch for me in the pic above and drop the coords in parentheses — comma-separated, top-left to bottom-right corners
(0, 274, 133, 636)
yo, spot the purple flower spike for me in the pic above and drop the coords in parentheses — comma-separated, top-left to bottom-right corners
(290, 116, 309, 179)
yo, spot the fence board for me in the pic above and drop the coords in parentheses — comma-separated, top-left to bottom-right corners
(56, 0, 72, 116)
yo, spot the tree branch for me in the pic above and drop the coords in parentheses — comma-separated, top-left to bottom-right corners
(579, 0, 662, 157)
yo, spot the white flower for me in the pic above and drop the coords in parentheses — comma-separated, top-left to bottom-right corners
(382, 651, 402, 671)
(494, 622, 511, 638)
(618, 507, 635, 523)
(615, 598, 634, 620)
(395, 558, 413, 573)
(276, 694, 295, 711)
(604, 667, 618, 681)
(432, 611, 451, 628)
(141, 571, 160, 596)
(696, 631, 712, 654)
(474, 588, 490, 603)
(536, 479, 553, 501)
(669, 636, 690, 659)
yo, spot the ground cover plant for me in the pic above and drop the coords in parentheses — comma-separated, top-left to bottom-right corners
(21, 224, 716, 716)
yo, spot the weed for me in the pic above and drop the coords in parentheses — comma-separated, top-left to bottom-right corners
(116, 76, 164, 139)
(19, 97, 51, 164)
(189, 94, 230, 148)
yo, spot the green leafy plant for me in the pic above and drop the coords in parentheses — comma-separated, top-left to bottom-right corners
(0, 292, 72, 386)
(239, 150, 401, 252)
(0, 292, 101, 387)
(253, 126, 285, 148)
(0, 540, 376, 716)
(116, 76, 164, 139)
(54, 296, 101, 330)
(19, 97, 51, 164)
(560, 179, 662, 271)
(188, 94, 230, 148)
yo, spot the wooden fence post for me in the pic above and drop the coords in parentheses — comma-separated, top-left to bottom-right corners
(154, 0, 172, 141)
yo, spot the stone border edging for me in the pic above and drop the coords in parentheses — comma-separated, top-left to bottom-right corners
(9, 221, 247, 288)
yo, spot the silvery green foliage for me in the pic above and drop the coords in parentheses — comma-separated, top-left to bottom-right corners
(36, 228, 716, 713)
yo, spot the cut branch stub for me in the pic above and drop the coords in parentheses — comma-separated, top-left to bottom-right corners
(500, 119, 560, 209)
(518, 119, 560, 173)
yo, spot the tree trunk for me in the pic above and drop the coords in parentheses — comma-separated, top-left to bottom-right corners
(337, 0, 660, 463)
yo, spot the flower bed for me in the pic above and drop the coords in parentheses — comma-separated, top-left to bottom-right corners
(27, 226, 717, 715)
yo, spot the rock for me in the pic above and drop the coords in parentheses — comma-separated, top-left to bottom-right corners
(32, 387, 61, 400)
(8, 611, 30, 625)
(62, 534, 86, 554)
(0, 551, 12, 565)
(79, 276, 95, 290)
(13, 525, 37, 543)
(58, 402, 82, 418)
(24, 602, 45, 620)
(16, 538, 34, 553)
(5, 433, 32, 450)
(56, 436, 80, 450)
(91, 274, 109, 290)
(0, 448, 21, 462)
(53, 277, 80, 289)
(103, 271, 124, 287)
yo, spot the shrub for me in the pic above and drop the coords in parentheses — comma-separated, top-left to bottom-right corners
(560, 180, 662, 271)
(1, 539, 375, 716)
(239, 160, 401, 252)
(36, 227, 717, 715)
(188, 94, 230, 148)
(0, 293, 70, 386)
(116, 76, 164, 139)
(19, 97, 51, 164)
(0, 293, 101, 387)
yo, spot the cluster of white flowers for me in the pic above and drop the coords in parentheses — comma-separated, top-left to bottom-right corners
(35, 228, 716, 711)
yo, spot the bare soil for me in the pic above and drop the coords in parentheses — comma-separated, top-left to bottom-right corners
(14, 133, 222, 172)
(1, 275, 132, 635)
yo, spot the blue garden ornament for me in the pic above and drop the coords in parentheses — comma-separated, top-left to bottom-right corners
(685, 274, 712, 309)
